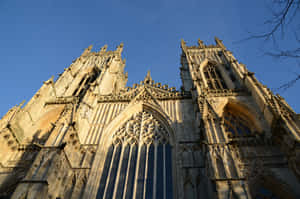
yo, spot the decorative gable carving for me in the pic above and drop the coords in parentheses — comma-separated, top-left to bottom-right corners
(132, 87, 160, 107)
(98, 71, 191, 103)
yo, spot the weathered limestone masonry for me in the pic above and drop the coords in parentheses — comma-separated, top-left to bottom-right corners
(0, 38, 299, 199)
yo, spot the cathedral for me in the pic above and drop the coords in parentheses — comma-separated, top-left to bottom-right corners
(0, 38, 299, 199)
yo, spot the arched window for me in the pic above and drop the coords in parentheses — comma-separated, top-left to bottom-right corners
(96, 111, 173, 199)
(223, 107, 252, 137)
(203, 63, 227, 89)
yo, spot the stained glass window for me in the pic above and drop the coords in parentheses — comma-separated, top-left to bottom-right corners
(96, 145, 114, 199)
(223, 109, 252, 137)
(136, 144, 147, 198)
(165, 144, 173, 199)
(156, 145, 164, 199)
(145, 144, 154, 199)
(96, 111, 173, 199)
(125, 144, 138, 199)
(105, 144, 121, 199)
(115, 145, 130, 198)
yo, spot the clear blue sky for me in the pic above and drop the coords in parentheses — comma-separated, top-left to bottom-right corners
(0, 0, 299, 117)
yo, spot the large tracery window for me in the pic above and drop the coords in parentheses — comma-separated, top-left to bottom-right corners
(203, 63, 227, 89)
(223, 108, 252, 137)
(97, 111, 173, 199)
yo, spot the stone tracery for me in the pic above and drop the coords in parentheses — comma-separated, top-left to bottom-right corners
(112, 111, 170, 145)
(203, 63, 228, 90)
(97, 111, 173, 199)
(223, 109, 252, 137)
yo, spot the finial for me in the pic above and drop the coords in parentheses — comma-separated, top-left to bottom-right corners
(100, 44, 107, 53)
(181, 39, 186, 49)
(198, 39, 205, 48)
(146, 70, 151, 78)
(214, 37, 226, 49)
(19, 100, 26, 108)
(116, 42, 124, 54)
(81, 45, 93, 56)
(87, 45, 93, 51)
(44, 75, 54, 85)
(143, 70, 153, 84)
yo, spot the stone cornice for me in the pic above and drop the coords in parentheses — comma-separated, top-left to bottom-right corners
(45, 96, 78, 106)
(201, 88, 250, 98)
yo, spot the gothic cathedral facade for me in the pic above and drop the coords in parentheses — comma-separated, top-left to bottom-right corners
(0, 38, 299, 199)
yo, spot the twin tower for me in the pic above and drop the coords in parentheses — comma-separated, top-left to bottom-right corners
(0, 38, 299, 199)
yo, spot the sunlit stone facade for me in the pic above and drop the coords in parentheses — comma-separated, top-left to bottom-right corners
(0, 38, 299, 199)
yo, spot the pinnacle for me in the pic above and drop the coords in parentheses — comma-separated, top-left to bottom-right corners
(143, 70, 153, 85)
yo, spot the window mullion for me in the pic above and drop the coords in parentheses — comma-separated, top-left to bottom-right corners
(216, 79, 222, 89)
(124, 145, 138, 199)
(208, 69, 213, 89)
(122, 145, 132, 199)
(102, 145, 117, 199)
(214, 69, 220, 89)
(153, 141, 158, 199)
(163, 144, 166, 199)
(112, 145, 125, 198)
(132, 145, 142, 198)
(115, 144, 131, 199)
(212, 70, 218, 89)
(143, 145, 150, 199)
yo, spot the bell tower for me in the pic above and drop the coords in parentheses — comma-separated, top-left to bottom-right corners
(180, 38, 300, 198)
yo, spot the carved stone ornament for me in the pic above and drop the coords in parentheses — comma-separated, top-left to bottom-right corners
(98, 74, 191, 103)
(112, 111, 169, 145)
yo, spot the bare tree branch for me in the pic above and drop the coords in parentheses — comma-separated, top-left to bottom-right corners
(276, 74, 300, 91)
(248, 0, 297, 40)
(241, 0, 300, 90)
(265, 47, 300, 58)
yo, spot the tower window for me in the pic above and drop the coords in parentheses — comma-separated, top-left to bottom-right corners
(203, 63, 227, 89)
(223, 108, 252, 137)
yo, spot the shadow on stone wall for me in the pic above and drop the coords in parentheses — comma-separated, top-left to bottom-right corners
(0, 130, 49, 198)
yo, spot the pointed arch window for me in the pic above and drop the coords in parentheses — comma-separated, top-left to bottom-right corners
(96, 111, 173, 199)
(203, 63, 227, 89)
(223, 107, 252, 137)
